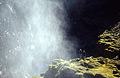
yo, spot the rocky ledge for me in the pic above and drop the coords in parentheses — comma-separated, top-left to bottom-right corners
(32, 57, 120, 78)
(98, 22, 120, 58)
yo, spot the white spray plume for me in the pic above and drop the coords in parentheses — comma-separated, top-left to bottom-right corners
(0, 0, 77, 78)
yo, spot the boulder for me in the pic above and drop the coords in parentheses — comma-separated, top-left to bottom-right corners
(33, 57, 120, 78)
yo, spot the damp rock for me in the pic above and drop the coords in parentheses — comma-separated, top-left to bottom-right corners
(32, 57, 120, 78)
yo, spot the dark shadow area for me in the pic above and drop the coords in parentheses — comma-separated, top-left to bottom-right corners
(81, 63, 94, 68)
(83, 73, 94, 78)
(95, 74, 106, 78)
(116, 65, 120, 70)
(64, 0, 120, 57)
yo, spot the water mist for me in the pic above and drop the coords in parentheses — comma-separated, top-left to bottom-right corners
(0, 0, 76, 78)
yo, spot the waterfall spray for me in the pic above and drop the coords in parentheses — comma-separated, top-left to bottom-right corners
(0, 0, 76, 78)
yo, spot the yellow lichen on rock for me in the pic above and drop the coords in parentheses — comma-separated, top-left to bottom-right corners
(98, 22, 120, 53)
(33, 57, 120, 78)
(32, 76, 43, 78)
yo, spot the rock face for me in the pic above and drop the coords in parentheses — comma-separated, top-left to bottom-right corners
(32, 57, 120, 78)
(98, 22, 120, 58)
(63, 0, 120, 57)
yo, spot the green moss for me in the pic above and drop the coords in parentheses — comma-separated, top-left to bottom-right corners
(32, 76, 43, 78)
(33, 57, 120, 78)
(98, 22, 120, 54)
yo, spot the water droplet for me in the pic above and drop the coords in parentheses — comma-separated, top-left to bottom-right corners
(3, 18, 6, 21)
(0, 71, 2, 75)
(8, 50, 11, 53)
(17, 40, 20, 42)
(6, 32, 9, 35)
(31, 45, 35, 49)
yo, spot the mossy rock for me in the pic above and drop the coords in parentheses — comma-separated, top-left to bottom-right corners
(98, 22, 120, 59)
(32, 76, 43, 78)
(36, 57, 120, 78)
(98, 22, 120, 52)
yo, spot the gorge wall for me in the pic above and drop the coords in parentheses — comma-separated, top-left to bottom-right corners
(64, 0, 120, 57)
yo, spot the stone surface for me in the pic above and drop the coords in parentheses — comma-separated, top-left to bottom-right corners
(98, 22, 120, 58)
(32, 57, 120, 78)
(64, 0, 120, 57)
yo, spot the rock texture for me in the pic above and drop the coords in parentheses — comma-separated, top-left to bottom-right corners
(32, 57, 120, 78)
(63, 0, 120, 57)
(98, 22, 120, 58)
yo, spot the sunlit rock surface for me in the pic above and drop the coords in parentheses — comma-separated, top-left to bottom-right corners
(32, 57, 120, 78)
(98, 22, 120, 59)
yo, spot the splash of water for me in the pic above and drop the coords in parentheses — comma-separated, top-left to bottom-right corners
(0, 0, 76, 78)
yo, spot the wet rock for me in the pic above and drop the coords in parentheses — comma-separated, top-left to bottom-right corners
(112, 66, 117, 68)
(98, 22, 120, 58)
(114, 74, 120, 77)
(95, 74, 106, 78)
(97, 60, 105, 64)
(83, 73, 94, 78)
(32, 76, 42, 78)
(116, 65, 120, 70)
(33, 57, 120, 78)
(40, 73, 45, 76)
(113, 70, 118, 74)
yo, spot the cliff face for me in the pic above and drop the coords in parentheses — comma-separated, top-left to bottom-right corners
(32, 57, 120, 78)
(64, 0, 120, 57)
(98, 22, 120, 58)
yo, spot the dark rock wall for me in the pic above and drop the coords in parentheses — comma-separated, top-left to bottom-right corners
(64, 0, 120, 57)
(98, 23, 120, 59)
(42, 57, 120, 78)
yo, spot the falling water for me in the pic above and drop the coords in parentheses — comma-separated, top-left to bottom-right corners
(0, 0, 76, 78)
